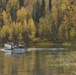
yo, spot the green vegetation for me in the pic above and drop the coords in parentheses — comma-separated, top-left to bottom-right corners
(62, 42, 73, 46)
(0, 0, 76, 44)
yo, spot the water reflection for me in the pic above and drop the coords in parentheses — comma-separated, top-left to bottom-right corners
(0, 47, 76, 75)
(0, 51, 4, 75)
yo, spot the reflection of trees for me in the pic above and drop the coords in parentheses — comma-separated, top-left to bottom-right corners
(11, 57, 18, 75)
(33, 51, 47, 75)
(11, 66, 18, 75)
(1, 48, 76, 75)
(10, 55, 27, 75)
(3, 54, 18, 75)
(25, 51, 36, 75)
(0, 51, 4, 75)
(33, 51, 41, 75)
(11, 55, 27, 75)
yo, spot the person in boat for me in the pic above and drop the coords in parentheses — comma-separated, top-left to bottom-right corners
(14, 42, 18, 47)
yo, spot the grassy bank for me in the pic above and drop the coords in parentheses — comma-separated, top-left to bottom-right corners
(62, 42, 73, 46)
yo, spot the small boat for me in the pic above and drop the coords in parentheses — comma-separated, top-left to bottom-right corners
(12, 45, 26, 54)
(12, 46, 26, 54)
(4, 44, 27, 54)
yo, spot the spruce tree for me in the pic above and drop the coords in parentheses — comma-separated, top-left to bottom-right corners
(40, 0, 45, 17)
(19, 0, 24, 7)
(49, 0, 52, 13)
(32, 0, 41, 23)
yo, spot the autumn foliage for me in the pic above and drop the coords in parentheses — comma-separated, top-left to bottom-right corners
(0, 0, 76, 44)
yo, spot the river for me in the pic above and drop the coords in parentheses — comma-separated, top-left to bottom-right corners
(0, 45, 76, 75)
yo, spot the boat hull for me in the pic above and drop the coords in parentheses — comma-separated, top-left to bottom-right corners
(12, 48, 26, 54)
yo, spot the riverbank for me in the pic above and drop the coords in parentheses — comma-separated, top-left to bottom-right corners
(27, 42, 76, 48)
(0, 41, 75, 48)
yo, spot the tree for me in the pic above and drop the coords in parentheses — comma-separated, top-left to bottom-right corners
(0, 2, 4, 27)
(1, 0, 7, 10)
(6, 0, 19, 21)
(22, 20, 29, 43)
(39, 18, 51, 40)
(40, 0, 45, 17)
(9, 26, 13, 42)
(58, 15, 72, 42)
(18, 23, 23, 44)
(19, 0, 24, 7)
(70, 28, 76, 42)
(32, 0, 41, 23)
(0, 25, 10, 42)
(17, 7, 28, 24)
(11, 22, 19, 42)
(49, 0, 52, 13)
(27, 18, 36, 42)
(2, 10, 9, 25)
(0, 0, 76, 43)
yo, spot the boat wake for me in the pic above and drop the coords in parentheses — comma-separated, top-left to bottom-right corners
(0, 48, 65, 52)
(27, 48, 65, 51)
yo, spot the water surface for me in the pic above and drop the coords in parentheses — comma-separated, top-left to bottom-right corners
(0, 45, 76, 75)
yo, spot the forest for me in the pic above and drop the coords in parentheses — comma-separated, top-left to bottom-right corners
(0, 0, 76, 44)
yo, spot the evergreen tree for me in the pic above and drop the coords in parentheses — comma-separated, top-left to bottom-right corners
(0, 0, 76, 43)
(6, 0, 19, 22)
(40, 0, 45, 17)
(32, 0, 41, 23)
(49, 0, 52, 13)
(19, 0, 24, 7)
